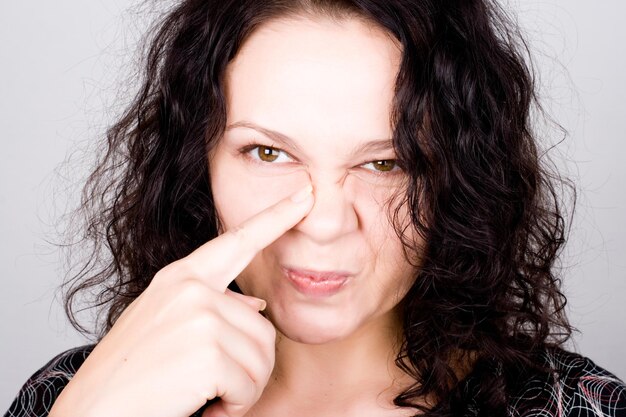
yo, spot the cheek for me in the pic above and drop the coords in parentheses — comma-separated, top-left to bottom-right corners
(210, 154, 311, 231)
(365, 197, 420, 293)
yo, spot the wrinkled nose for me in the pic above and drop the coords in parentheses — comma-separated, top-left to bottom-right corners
(293, 174, 359, 245)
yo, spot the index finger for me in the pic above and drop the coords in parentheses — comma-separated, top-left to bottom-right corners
(184, 184, 314, 291)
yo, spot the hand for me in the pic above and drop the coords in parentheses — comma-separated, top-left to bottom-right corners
(49, 184, 314, 417)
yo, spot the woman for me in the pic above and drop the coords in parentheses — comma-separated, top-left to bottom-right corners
(5, 0, 626, 416)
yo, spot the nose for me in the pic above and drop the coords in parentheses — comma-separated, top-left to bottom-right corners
(294, 173, 359, 245)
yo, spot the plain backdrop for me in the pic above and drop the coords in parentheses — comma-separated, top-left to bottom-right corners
(1, 0, 625, 409)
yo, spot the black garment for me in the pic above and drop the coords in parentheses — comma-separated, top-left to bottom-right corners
(4, 343, 626, 417)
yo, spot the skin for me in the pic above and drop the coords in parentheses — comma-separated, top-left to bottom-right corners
(49, 188, 314, 417)
(48, 14, 425, 417)
(209, 15, 423, 416)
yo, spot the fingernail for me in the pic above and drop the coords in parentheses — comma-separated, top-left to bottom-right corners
(258, 300, 267, 311)
(290, 184, 313, 203)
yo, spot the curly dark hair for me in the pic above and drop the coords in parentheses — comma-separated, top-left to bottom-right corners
(60, 0, 576, 416)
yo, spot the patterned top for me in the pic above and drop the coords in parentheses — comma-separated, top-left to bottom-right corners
(4, 344, 626, 417)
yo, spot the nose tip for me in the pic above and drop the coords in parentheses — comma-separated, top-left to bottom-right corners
(294, 179, 358, 244)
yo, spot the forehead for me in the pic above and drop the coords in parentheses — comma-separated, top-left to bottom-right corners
(223, 16, 402, 149)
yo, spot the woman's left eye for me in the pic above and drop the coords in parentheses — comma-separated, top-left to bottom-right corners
(361, 160, 399, 174)
(239, 143, 399, 175)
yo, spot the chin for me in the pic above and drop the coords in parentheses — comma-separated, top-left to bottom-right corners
(267, 305, 359, 345)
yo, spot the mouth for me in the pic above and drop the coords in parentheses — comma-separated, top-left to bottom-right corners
(281, 266, 352, 297)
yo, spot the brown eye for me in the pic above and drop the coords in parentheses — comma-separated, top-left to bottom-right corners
(371, 160, 396, 172)
(257, 145, 280, 162)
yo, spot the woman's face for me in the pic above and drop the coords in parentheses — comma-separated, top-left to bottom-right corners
(209, 16, 420, 344)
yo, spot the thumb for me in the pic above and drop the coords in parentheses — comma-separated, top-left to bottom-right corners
(201, 400, 230, 417)
(224, 288, 267, 311)
(202, 397, 250, 417)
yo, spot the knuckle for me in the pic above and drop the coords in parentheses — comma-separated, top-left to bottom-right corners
(228, 402, 252, 417)
(153, 264, 175, 283)
(255, 354, 273, 385)
(253, 387, 265, 406)
(178, 277, 204, 294)
(156, 260, 195, 282)
(204, 341, 223, 365)
(262, 361, 274, 385)
(265, 345, 276, 369)
(176, 278, 210, 302)
(198, 345, 224, 387)
(191, 311, 223, 334)
(262, 319, 277, 339)
(260, 321, 277, 358)
(250, 345, 269, 375)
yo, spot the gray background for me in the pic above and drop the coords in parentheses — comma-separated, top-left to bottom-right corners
(1, 0, 625, 409)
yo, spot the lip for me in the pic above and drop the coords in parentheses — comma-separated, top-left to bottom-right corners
(282, 266, 351, 297)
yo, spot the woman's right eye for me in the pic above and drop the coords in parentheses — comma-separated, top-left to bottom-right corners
(239, 144, 294, 164)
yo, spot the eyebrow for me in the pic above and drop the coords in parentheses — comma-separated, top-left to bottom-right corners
(225, 120, 394, 157)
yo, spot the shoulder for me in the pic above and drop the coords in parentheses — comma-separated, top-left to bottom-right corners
(5, 343, 97, 417)
(510, 347, 626, 417)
